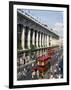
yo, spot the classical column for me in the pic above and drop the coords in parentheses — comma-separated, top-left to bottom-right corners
(43, 34, 45, 47)
(44, 34, 46, 47)
(39, 33, 41, 47)
(21, 27, 25, 50)
(45, 35, 47, 47)
(35, 31, 36, 47)
(32, 30, 35, 46)
(42, 34, 44, 47)
(49, 35, 51, 46)
(51, 36, 53, 46)
(28, 29, 31, 49)
(41, 33, 42, 47)
(38, 32, 40, 47)
(47, 35, 49, 47)
(36, 31, 38, 47)
(50, 36, 52, 46)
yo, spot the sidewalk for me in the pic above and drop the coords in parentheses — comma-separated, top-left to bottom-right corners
(17, 60, 36, 70)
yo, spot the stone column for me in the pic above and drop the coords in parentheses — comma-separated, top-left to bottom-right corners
(44, 34, 46, 47)
(42, 34, 44, 47)
(51, 37, 54, 46)
(39, 33, 41, 47)
(47, 35, 49, 47)
(36, 31, 38, 47)
(43, 34, 45, 47)
(38, 32, 40, 47)
(49, 35, 51, 46)
(41, 33, 42, 47)
(21, 27, 25, 50)
(28, 29, 31, 49)
(45, 35, 47, 47)
(50, 36, 52, 46)
(32, 31, 35, 46)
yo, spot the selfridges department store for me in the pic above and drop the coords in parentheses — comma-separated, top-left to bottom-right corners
(17, 9, 61, 80)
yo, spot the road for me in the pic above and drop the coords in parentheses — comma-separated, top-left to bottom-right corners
(44, 48, 63, 79)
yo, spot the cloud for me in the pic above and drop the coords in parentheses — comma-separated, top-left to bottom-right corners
(53, 22, 64, 37)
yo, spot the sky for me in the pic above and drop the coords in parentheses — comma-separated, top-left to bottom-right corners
(22, 9, 64, 37)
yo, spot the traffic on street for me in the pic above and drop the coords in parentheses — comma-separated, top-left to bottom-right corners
(17, 47, 63, 80)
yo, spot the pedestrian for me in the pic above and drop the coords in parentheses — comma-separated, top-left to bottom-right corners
(22, 53, 26, 67)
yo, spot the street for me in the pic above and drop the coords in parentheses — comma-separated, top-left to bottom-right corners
(17, 47, 63, 80)
(44, 48, 63, 79)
